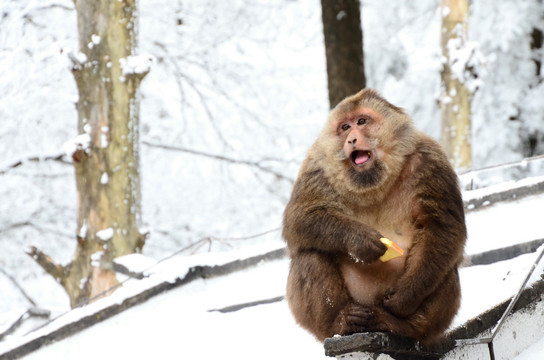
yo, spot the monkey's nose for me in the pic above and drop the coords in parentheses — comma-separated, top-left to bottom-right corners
(348, 138, 357, 145)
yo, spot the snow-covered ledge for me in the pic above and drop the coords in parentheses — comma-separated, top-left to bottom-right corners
(463, 175, 544, 211)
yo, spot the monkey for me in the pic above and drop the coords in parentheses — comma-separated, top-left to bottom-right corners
(282, 89, 466, 345)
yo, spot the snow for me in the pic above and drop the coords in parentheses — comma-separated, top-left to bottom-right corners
(96, 228, 114, 241)
(515, 337, 544, 360)
(90, 251, 104, 267)
(87, 34, 101, 49)
(4, 237, 544, 360)
(100, 172, 108, 185)
(465, 194, 544, 255)
(119, 54, 153, 76)
(1, 194, 544, 358)
(62, 133, 91, 157)
(1, 0, 544, 358)
(19, 260, 326, 359)
(114, 253, 157, 274)
(453, 248, 544, 329)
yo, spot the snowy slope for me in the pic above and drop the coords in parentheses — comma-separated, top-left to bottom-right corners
(6, 243, 544, 360)
(0, 191, 542, 359)
(1, 0, 544, 358)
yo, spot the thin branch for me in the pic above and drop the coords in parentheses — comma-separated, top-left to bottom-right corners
(146, 227, 282, 268)
(0, 153, 70, 175)
(0, 221, 32, 235)
(142, 141, 294, 183)
(0, 267, 38, 306)
(0, 310, 28, 341)
(0, 308, 51, 341)
(26, 246, 65, 284)
(155, 45, 231, 148)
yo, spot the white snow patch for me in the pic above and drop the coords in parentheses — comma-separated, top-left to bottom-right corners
(96, 228, 114, 241)
(99, 133, 108, 148)
(462, 175, 544, 203)
(90, 251, 104, 267)
(100, 172, 108, 185)
(465, 193, 544, 255)
(62, 133, 91, 157)
(336, 10, 347, 21)
(79, 277, 86, 290)
(69, 50, 88, 65)
(78, 221, 88, 239)
(91, 34, 100, 45)
(452, 250, 544, 329)
(119, 54, 154, 76)
(114, 253, 157, 274)
(514, 335, 544, 360)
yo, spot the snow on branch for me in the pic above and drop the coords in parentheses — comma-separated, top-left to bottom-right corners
(67, 50, 88, 71)
(62, 133, 91, 161)
(445, 38, 489, 92)
(120, 54, 154, 77)
(0, 307, 50, 341)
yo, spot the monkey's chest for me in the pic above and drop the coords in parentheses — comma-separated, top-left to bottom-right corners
(343, 209, 413, 305)
(339, 252, 406, 306)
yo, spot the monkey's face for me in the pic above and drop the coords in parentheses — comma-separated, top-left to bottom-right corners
(312, 89, 416, 195)
(336, 108, 379, 167)
(334, 107, 386, 187)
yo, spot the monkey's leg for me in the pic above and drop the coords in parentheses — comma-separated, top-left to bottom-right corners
(287, 252, 370, 341)
(368, 269, 461, 344)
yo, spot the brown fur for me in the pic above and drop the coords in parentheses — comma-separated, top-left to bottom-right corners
(282, 89, 466, 344)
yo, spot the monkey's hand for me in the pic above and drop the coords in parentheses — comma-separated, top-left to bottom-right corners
(347, 235, 387, 264)
(383, 286, 420, 317)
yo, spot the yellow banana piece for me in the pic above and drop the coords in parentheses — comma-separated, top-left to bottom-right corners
(379, 237, 404, 262)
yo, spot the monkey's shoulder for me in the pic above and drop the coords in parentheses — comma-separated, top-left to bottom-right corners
(413, 134, 451, 164)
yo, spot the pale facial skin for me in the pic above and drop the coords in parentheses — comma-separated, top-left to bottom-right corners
(335, 108, 385, 172)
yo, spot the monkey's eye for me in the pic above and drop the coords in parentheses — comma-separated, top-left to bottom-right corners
(357, 118, 367, 126)
(341, 123, 351, 132)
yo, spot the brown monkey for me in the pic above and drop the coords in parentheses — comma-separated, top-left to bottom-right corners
(283, 89, 466, 345)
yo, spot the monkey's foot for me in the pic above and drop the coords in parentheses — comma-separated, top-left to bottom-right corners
(333, 303, 375, 336)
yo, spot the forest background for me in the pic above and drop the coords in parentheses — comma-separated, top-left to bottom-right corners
(1, 0, 543, 314)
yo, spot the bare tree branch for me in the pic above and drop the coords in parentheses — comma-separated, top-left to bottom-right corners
(154, 227, 282, 262)
(0, 308, 51, 341)
(142, 141, 294, 183)
(0, 221, 32, 235)
(0, 267, 38, 306)
(26, 246, 66, 284)
(0, 153, 69, 175)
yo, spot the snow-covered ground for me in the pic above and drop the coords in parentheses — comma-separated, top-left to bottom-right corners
(2, 0, 544, 358)
(0, 190, 542, 359)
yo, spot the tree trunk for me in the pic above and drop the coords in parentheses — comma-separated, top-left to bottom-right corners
(29, 0, 149, 307)
(440, 0, 472, 171)
(321, 0, 366, 108)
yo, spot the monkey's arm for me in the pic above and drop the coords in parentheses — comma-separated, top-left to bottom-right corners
(383, 145, 466, 317)
(283, 169, 386, 261)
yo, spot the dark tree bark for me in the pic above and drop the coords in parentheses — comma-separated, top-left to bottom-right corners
(321, 0, 366, 108)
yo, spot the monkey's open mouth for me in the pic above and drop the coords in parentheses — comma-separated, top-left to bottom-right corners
(351, 150, 372, 166)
